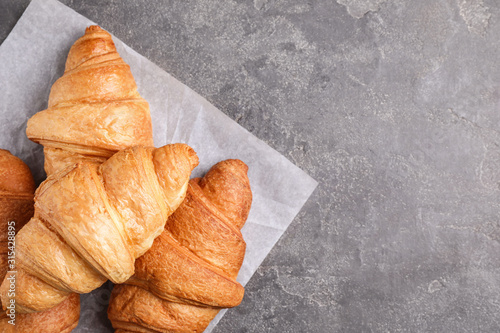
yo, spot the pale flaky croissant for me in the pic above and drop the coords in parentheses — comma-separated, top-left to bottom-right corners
(0, 149, 80, 333)
(108, 159, 252, 333)
(26, 25, 153, 176)
(0, 144, 198, 315)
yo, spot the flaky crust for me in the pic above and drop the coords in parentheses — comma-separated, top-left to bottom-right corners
(108, 159, 252, 333)
(109, 285, 219, 333)
(0, 144, 198, 314)
(0, 150, 80, 332)
(26, 25, 153, 176)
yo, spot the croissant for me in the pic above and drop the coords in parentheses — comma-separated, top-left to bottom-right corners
(26, 25, 153, 176)
(0, 144, 198, 315)
(108, 159, 252, 333)
(0, 149, 80, 332)
(0, 150, 35, 280)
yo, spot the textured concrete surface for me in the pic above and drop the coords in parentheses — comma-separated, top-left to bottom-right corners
(2, 0, 500, 332)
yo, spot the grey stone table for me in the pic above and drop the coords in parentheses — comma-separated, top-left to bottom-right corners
(2, 1, 500, 332)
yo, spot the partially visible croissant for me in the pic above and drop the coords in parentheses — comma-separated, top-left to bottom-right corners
(0, 144, 198, 314)
(0, 150, 35, 280)
(0, 149, 80, 332)
(26, 25, 153, 176)
(108, 159, 252, 333)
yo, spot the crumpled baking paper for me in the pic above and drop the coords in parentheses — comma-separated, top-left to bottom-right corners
(0, 0, 318, 331)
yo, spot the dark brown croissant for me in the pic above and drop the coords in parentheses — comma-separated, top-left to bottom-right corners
(26, 25, 153, 176)
(108, 159, 252, 333)
(0, 149, 80, 332)
(0, 144, 198, 315)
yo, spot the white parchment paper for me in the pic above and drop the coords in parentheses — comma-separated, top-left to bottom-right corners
(0, 0, 318, 331)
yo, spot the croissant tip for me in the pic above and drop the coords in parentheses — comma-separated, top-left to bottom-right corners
(187, 147, 199, 170)
(217, 159, 249, 174)
(85, 25, 104, 34)
(172, 143, 199, 170)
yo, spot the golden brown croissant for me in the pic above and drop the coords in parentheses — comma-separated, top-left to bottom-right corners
(0, 144, 198, 315)
(26, 25, 153, 176)
(0, 149, 80, 332)
(0, 150, 35, 280)
(108, 159, 252, 333)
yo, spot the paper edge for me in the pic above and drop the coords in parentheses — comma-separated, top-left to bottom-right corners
(1, 1, 319, 332)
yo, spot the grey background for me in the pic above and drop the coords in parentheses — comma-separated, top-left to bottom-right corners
(2, 0, 500, 332)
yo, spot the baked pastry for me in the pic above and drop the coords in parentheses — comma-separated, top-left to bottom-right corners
(108, 159, 252, 332)
(0, 149, 35, 280)
(26, 25, 153, 176)
(0, 149, 80, 332)
(0, 144, 198, 314)
(0, 294, 80, 333)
